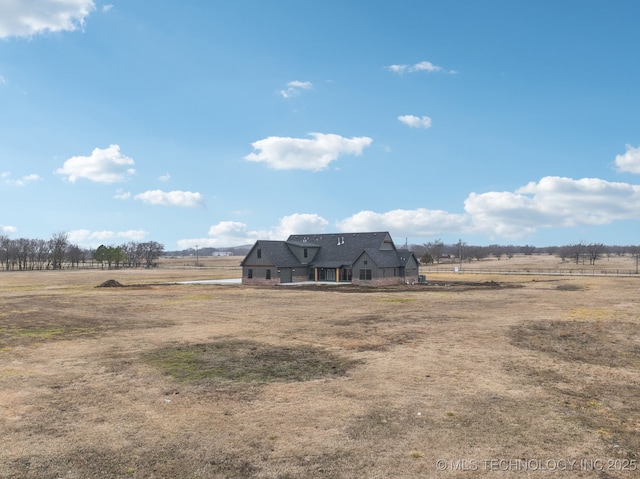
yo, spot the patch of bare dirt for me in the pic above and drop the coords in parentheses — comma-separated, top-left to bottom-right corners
(508, 320, 640, 368)
(286, 280, 517, 293)
(96, 279, 124, 288)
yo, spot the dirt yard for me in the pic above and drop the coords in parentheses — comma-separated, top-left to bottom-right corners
(1, 259, 639, 478)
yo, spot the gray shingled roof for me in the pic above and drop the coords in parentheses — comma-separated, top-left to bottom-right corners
(396, 249, 414, 267)
(360, 248, 405, 267)
(256, 240, 300, 268)
(287, 232, 396, 268)
(243, 232, 416, 270)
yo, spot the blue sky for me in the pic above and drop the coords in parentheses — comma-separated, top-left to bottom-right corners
(1, 1, 640, 250)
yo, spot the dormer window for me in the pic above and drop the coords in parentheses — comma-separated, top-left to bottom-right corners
(257, 248, 262, 259)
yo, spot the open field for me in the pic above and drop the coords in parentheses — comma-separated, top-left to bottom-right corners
(423, 253, 640, 276)
(1, 259, 640, 478)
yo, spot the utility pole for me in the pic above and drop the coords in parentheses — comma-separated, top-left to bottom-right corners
(195, 245, 199, 267)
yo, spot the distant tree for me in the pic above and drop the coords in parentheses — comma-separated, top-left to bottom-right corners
(520, 245, 536, 255)
(67, 244, 83, 269)
(456, 239, 467, 264)
(121, 241, 141, 267)
(48, 232, 69, 269)
(562, 242, 585, 265)
(93, 245, 109, 269)
(0, 235, 13, 270)
(113, 246, 126, 268)
(141, 241, 164, 267)
(410, 244, 427, 260)
(586, 243, 606, 266)
(631, 245, 640, 274)
(487, 244, 504, 260)
(32, 239, 49, 270)
(16, 238, 31, 271)
(420, 252, 434, 265)
(423, 239, 444, 263)
(468, 246, 489, 261)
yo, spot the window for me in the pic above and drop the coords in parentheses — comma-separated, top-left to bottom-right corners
(341, 268, 352, 281)
(257, 248, 262, 259)
(266, 269, 271, 280)
(303, 248, 308, 258)
(359, 269, 372, 280)
(248, 269, 253, 279)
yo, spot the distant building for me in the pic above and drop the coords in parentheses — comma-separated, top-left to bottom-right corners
(241, 232, 419, 286)
(211, 251, 233, 256)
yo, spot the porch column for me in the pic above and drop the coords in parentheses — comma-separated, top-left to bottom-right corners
(314, 268, 318, 282)
(336, 268, 339, 282)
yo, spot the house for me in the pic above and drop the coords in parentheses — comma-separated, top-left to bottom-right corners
(241, 232, 420, 286)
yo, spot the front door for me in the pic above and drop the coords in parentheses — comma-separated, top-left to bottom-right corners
(280, 268, 292, 283)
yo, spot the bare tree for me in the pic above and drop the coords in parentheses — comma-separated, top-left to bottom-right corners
(629, 245, 640, 274)
(586, 243, 606, 266)
(470, 246, 490, 261)
(48, 232, 69, 269)
(32, 239, 49, 270)
(67, 244, 84, 269)
(457, 239, 468, 264)
(141, 241, 164, 267)
(121, 242, 138, 267)
(0, 235, 10, 270)
(562, 242, 585, 265)
(424, 239, 445, 264)
(16, 238, 31, 271)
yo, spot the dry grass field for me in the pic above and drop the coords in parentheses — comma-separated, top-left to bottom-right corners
(1, 255, 640, 478)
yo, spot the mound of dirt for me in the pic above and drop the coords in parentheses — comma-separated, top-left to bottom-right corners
(97, 279, 124, 288)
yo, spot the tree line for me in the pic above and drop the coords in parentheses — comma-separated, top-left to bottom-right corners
(0, 232, 165, 271)
(412, 240, 640, 267)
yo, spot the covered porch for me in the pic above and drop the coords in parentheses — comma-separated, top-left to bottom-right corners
(309, 263, 353, 283)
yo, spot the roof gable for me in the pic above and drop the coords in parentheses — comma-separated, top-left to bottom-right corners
(286, 232, 394, 267)
(242, 232, 410, 270)
(241, 240, 301, 268)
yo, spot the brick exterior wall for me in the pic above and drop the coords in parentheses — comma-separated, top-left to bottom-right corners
(352, 275, 419, 287)
(242, 277, 280, 286)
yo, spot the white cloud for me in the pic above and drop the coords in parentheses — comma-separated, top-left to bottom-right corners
(2, 172, 42, 186)
(158, 173, 171, 182)
(1, 225, 18, 235)
(279, 80, 313, 98)
(398, 115, 432, 129)
(245, 132, 373, 171)
(466, 176, 640, 237)
(386, 60, 457, 75)
(68, 229, 148, 247)
(273, 213, 329, 238)
(614, 145, 640, 174)
(0, 75, 6, 84)
(337, 209, 470, 237)
(178, 213, 329, 249)
(56, 144, 135, 183)
(102, 4, 114, 13)
(207, 221, 251, 239)
(134, 190, 205, 207)
(0, 0, 95, 39)
(113, 189, 131, 200)
(338, 176, 640, 240)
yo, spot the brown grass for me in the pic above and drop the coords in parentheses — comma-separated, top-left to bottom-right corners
(1, 256, 640, 478)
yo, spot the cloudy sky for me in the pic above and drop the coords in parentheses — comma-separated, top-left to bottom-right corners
(1, 1, 640, 250)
